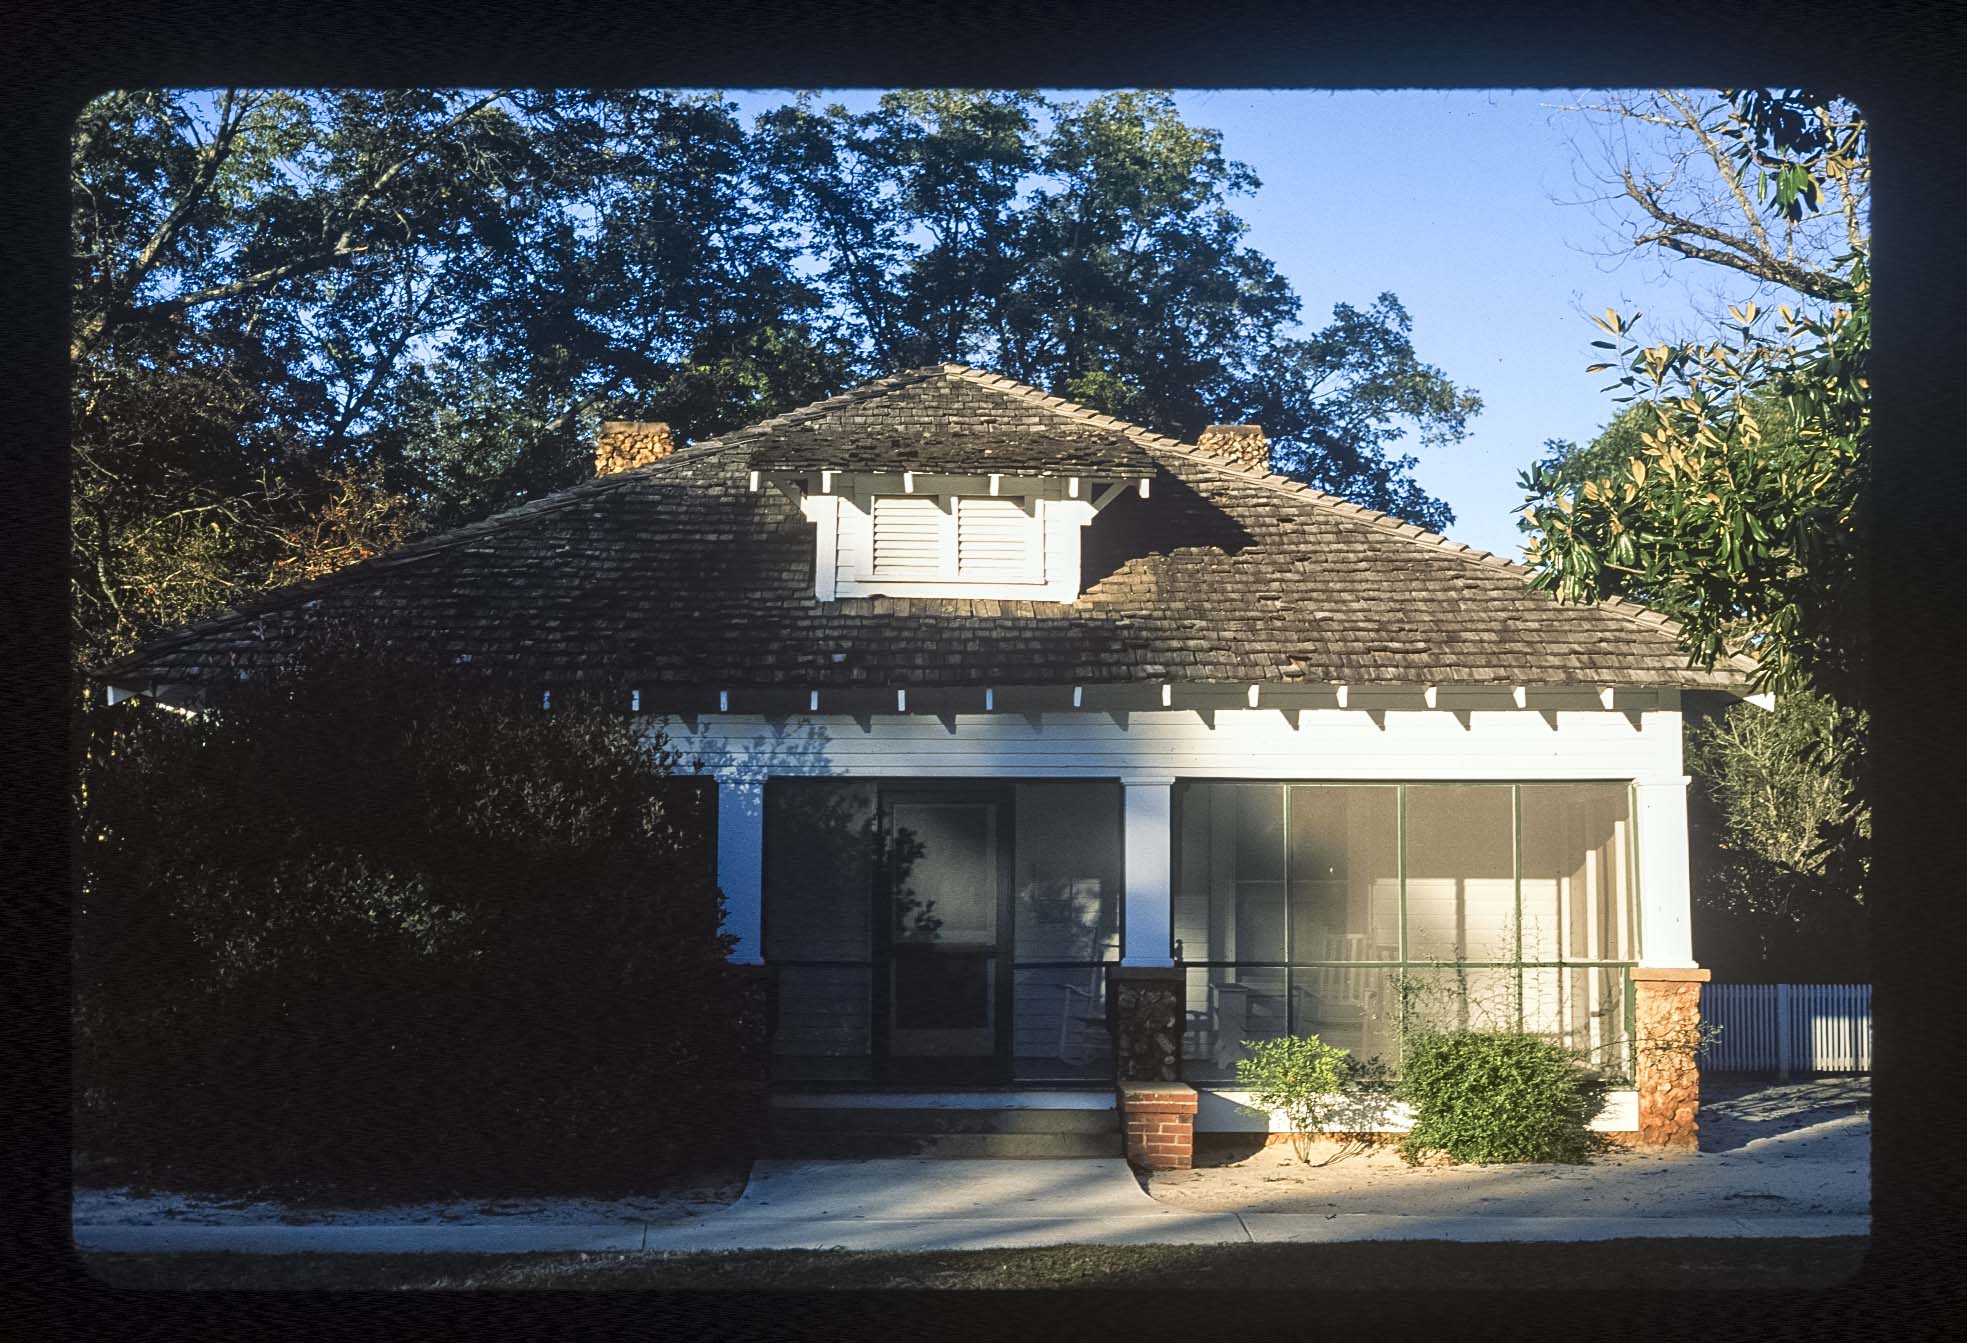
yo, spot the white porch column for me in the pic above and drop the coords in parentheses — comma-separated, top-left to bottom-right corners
(1634, 776, 1697, 967)
(716, 777, 765, 965)
(1121, 775, 1177, 966)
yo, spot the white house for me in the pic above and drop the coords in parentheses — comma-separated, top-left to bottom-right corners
(100, 364, 1753, 1164)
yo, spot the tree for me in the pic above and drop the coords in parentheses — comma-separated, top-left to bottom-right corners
(1525, 89, 1871, 976)
(74, 88, 1482, 669)
(70, 89, 845, 666)
(1554, 88, 1868, 308)
(74, 627, 759, 1192)
(1686, 689, 1870, 977)
(758, 90, 1481, 532)
(1522, 89, 1868, 700)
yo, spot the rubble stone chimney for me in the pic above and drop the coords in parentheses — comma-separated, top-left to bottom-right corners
(1195, 424, 1269, 473)
(595, 420, 676, 476)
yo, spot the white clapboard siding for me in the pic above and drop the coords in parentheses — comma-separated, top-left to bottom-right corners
(1404, 877, 1517, 962)
(1698, 982, 1872, 1075)
(774, 966, 871, 1056)
(1012, 966, 1110, 1062)
(869, 494, 944, 576)
(955, 495, 1038, 580)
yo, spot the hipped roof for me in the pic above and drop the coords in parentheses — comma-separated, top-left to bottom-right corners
(96, 364, 1757, 695)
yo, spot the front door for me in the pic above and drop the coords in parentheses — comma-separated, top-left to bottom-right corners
(878, 788, 1012, 1083)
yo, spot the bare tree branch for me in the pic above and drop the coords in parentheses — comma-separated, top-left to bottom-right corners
(87, 90, 514, 353)
(1657, 88, 1775, 262)
(72, 90, 258, 360)
(1621, 167, 1843, 300)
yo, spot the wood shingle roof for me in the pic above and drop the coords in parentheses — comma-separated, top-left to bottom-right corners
(96, 364, 1756, 695)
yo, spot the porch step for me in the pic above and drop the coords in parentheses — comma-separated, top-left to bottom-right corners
(764, 1130, 1125, 1159)
(773, 1106, 1120, 1136)
(767, 1091, 1124, 1159)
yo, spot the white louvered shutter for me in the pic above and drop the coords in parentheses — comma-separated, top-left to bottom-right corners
(954, 496, 1038, 580)
(870, 495, 945, 576)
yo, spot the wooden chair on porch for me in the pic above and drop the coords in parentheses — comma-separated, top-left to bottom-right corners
(1209, 981, 1253, 1072)
(1295, 934, 1373, 1055)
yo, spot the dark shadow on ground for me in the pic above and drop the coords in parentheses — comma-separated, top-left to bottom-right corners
(1698, 1077, 1871, 1155)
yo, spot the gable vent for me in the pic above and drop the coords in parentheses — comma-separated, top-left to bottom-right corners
(870, 495, 943, 575)
(955, 496, 1037, 580)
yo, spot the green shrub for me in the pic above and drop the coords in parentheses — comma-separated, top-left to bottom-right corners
(1234, 1034, 1351, 1163)
(74, 625, 764, 1197)
(1393, 1030, 1612, 1166)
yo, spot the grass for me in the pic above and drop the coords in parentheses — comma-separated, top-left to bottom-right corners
(79, 1237, 1870, 1292)
(71, 1152, 750, 1211)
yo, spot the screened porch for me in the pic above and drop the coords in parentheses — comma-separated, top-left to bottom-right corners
(762, 778, 1122, 1085)
(1175, 781, 1639, 1083)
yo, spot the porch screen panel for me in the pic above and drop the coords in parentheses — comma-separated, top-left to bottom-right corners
(1012, 782, 1121, 1080)
(1403, 785, 1516, 962)
(1012, 782, 1121, 962)
(1172, 782, 1287, 965)
(763, 780, 876, 1068)
(1519, 966, 1633, 1081)
(1518, 784, 1633, 965)
(1400, 964, 1518, 1037)
(1172, 784, 1287, 1076)
(1292, 966, 1401, 1064)
(1287, 786, 1399, 964)
(1226, 784, 1286, 961)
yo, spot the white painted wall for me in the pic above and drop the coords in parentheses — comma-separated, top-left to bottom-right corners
(1194, 1086, 1641, 1134)
(652, 703, 1695, 970)
(1633, 778, 1696, 966)
(716, 778, 765, 963)
(1122, 778, 1176, 967)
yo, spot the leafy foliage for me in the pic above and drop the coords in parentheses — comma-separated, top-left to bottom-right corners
(1518, 284, 1867, 698)
(1524, 90, 1868, 699)
(1393, 1030, 1611, 1166)
(1686, 690, 1870, 977)
(757, 91, 1479, 531)
(1234, 1034, 1352, 1164)
(1557, 88, 1867, 305)
(73, 629, 763, 1195)
(73, 88, 1480, 669)
(1530, 89, 1870, 976)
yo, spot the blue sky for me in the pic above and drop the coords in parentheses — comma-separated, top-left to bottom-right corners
(724, 88, 1754, 559)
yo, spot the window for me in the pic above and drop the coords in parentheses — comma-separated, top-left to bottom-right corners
(1175, 781, 1636, 1083)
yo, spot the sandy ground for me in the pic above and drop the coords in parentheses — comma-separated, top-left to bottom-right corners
(74, 1080, 1867, 1229)
(1145, 1078, 1870, 1220)
(72, 1172, 747, 1228)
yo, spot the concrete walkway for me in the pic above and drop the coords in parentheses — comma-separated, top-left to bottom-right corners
(72, 1156, 1867, 1255)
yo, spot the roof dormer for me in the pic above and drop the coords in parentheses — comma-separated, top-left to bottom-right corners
(740, 366, 1158, 603)
(753, 469, 1149, 602)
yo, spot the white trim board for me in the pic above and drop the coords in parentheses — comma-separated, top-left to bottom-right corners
(652, 707, 1685, 784)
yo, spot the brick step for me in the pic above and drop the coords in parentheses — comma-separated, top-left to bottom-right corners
(769, 1106, 1119, 1136)
(763, 1130, 1126, 1159)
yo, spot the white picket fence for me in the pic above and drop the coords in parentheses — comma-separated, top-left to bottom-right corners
(1698, 982, 1872, 1076)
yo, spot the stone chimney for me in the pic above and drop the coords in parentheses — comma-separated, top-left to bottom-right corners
(1195, 424, 1269, 473)
(595, 420, 676, 476)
